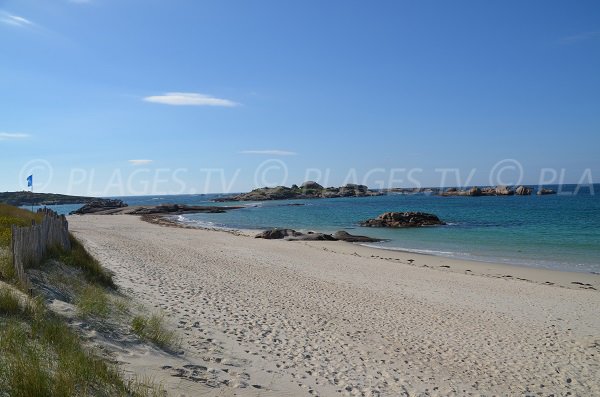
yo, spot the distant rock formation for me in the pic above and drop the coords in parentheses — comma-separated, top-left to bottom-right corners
(439, 185, 538, 197)
(537, 188, 557, 195)
(215, 182, 383, 202)
(72, 202, 243, 215)
(70, 199, 128, 215)
(0, 191, 105, 207)
(255, 229, 382, 242)
(515, 186, 532, 195)
(360, 212, 445, 228)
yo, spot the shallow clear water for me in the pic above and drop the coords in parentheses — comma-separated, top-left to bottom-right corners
(34, 185, 600, 273)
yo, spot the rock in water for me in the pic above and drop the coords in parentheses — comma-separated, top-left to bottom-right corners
(494, 185, 514, 196)
(361, 212, 445, 228)
(332, 231, 382, 242)
(515, 186, 532, 195)
(537, 188, 557, 195)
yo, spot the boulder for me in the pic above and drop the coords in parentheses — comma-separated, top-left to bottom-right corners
(361, 212, 445, 228)
(495, 185, 514, 196)
(537, 188, 557, 195)
(332, 231, 382, 243)
(468, 187, 482, 196)
(515, 185, 532, 195)
(286, 233, 337, 241)
(255, 229, 303, 239)
(300, 181, 324, 190)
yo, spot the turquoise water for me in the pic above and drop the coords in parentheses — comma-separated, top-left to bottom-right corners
(34, 185, 600, 274)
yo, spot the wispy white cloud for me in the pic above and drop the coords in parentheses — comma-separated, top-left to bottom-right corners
(240, 150, 298, 156)
(0, 12, 34, 28)
(128, 159, 153, 165)
(559, 31, 600, 45)
(143, 92, 238, 107)
(0, 132, 30, 141)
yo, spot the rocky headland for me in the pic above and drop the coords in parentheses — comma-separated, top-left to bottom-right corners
(0, 191, 107, 206)
(71, 201, 243, 216)
(214, 181, 383, 202)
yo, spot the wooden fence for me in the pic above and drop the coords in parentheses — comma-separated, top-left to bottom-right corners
(10, 208, 71, 286)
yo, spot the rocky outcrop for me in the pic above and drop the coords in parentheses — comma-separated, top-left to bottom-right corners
(360, 212, 445, 228)
(286, 232, 337, 241)
(494, 186, 514, 196)
(215, 182, 383, 202)
(515, 186, 532, 195)
(332, 231, 381, 243)
(255, 229, 304, 239)
(255, 229, 382, 242)
(439, 186, 526, 197)
(537, 188, 557, 195)
(301, 181, 324, 190)
(70, 199, 128, 215)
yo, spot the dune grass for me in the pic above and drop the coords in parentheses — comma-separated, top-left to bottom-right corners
(48, 235, 116, 289)
(76, 284, 110, 318)
(131, 313, 178, 350)
(0, 204, 164, 396)
(0, 203, 42, 248)
(0, 286, 163, 397)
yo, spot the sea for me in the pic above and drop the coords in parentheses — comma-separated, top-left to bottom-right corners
(31, 184, 600, 274)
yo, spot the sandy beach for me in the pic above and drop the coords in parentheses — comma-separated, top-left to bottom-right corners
(69, 215, 600, 396)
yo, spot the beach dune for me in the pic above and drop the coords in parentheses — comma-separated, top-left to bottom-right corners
(69, 215, 600, 396)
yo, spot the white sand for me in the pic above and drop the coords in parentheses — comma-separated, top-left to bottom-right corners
(69, 215, 600, 396)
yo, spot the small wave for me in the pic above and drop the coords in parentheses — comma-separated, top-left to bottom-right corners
(361, 244, 459, 256)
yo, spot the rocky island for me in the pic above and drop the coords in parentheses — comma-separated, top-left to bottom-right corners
(361, 212, 446, 228)
(214, 181, 383, 202)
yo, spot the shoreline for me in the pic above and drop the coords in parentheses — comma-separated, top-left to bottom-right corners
(142, 213, 600, 289)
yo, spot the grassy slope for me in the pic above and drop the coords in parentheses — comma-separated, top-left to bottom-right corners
(0, 204, 165, 397)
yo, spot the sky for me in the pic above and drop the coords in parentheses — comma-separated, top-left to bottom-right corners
(1, 0, 599, 195)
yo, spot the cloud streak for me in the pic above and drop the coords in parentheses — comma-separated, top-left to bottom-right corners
(143, 92, 238, 107)
(240, 150, 297, 156)
(0, 12, 34, 28)
(128, 159, 153, 165)
(0, 132, 30, 141)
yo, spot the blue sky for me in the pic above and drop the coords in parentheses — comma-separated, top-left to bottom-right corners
(1, 0, 599, 195)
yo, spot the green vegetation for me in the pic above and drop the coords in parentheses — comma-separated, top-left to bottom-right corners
(0, 286, 22, 315)
(0, 286, 163, 397)
(0, 203, 42, 247)
(76, 285, 110, 318)
(48, 235, 116, 289)
(131, 313, 178, 350)
(0, 204, 167, 396)
(0, 204, 43, 282)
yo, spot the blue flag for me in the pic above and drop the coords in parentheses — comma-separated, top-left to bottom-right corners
(27, 175, 33, 188)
